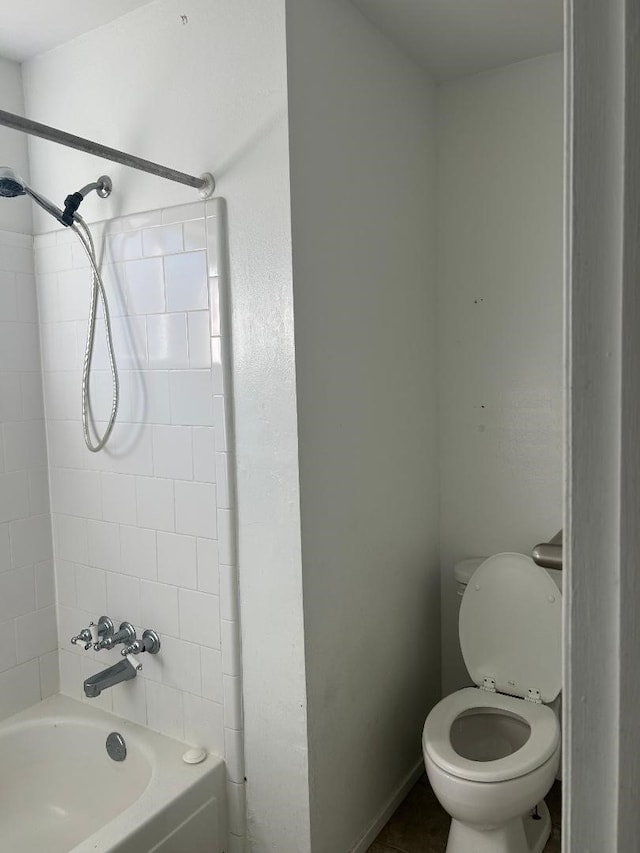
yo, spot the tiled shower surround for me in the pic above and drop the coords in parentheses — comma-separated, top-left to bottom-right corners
(0, 228, 57, 716)
(33, 200, 245, 849)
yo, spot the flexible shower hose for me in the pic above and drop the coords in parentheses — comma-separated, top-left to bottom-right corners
(70, 215, 119, 453)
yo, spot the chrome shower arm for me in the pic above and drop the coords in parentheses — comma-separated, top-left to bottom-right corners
(62, 176, 112, 225)
(75, 177, 112, 200)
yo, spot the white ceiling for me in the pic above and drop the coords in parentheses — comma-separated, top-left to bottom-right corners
(1, 0, 563, 78)
(350, 0, 564, 81)
(0, 0, 154, 62)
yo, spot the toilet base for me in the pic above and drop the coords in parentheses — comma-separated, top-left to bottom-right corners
(445, 800, 551, 853)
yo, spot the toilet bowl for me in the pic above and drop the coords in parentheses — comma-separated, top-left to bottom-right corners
(423, 553, 562, 853)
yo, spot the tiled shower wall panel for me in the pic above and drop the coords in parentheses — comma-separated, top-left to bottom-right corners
(35, 201, 245, 841)
(0, 228, 57, 719)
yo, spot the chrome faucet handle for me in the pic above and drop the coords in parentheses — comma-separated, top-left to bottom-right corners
(72, 616, 116, 651)
(71, 626, 94, 650)
(121, 629, 161, 657)
(121, 639, 143, 656)
(97, 615, 114, 637)
(95, 621, 135, 651)
(92, 615, 115, 647)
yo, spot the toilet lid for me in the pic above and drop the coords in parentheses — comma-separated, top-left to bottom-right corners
(459, 553, 562, 703)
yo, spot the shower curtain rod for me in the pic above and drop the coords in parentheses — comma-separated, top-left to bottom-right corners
(0, 109, 215, 198)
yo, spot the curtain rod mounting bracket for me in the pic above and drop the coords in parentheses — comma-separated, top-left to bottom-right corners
(198, 173, 215, 199)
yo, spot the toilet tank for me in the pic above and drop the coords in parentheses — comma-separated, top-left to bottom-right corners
(454, 558, 486, 596)
(454, 557, 562, 597)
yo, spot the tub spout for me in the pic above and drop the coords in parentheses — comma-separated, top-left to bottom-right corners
(84, 656, 138, 698)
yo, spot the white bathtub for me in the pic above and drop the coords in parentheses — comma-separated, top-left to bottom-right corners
(0, 694, 226, 853)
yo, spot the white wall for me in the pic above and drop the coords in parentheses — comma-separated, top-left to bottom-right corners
(565, 0, 626, 847)
(0, 227, 57, 719)
(437, 53, 564, 694)
(34, 199, 245, 846)
(17, 6, 567, 851)
(0, 64, 55, 717)
(286, 2, 440, 850)
(22, 2, 310, 851)
(0, 58, 32, 235)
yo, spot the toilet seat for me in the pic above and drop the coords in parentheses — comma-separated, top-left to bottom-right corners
(459, 553, 562, 703)
(423, 687, 559, 783)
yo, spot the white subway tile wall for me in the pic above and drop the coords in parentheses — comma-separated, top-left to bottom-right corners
(0, 229, 57, 719)
(34, 202, 244, 844)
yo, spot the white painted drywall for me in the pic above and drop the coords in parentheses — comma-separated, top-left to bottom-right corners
(22, 2, 311, 851)
(0, 57, 32, 235)
(617, 0, 640, 845)
(565, 0, 627, 848)
(437, 53, 564, 695)
(286, 2, 440, 850)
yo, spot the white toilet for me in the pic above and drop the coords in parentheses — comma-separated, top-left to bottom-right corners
(422, 552, 562, 853)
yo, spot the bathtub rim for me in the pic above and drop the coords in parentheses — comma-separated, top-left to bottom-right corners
(0, 692, 227, 853)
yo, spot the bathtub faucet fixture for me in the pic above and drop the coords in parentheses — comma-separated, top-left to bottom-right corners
(71, 616, 114, 651)
(94, 621, 135, 651)
(121, 629, 161, 657)
(79, 618, 162, 699)
(83, 657, 139, 698)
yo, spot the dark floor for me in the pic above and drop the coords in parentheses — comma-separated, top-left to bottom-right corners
(369, 775, 561, 853)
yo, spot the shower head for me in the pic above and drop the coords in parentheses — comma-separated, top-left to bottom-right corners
(0, 165, 112, 227)
(0, 166, 26, 198)
(0, 165, 66, 225)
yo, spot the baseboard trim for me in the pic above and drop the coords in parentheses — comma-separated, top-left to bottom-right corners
(348, 758, 424, 853)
